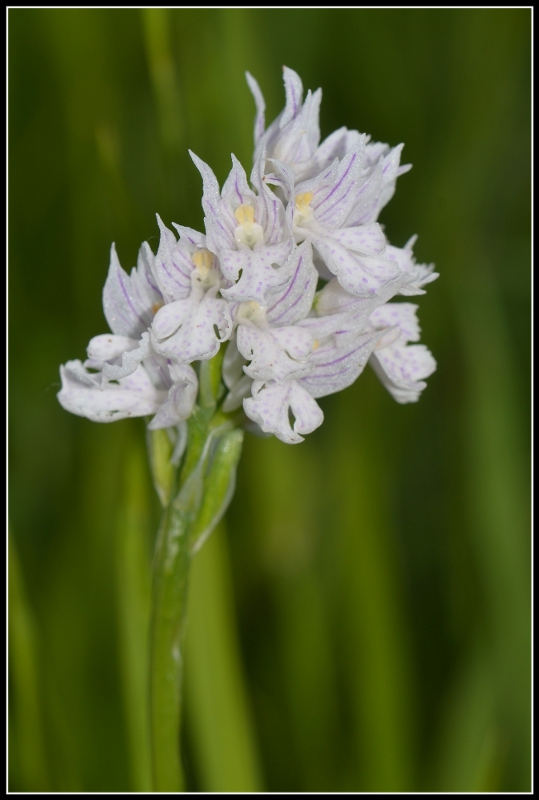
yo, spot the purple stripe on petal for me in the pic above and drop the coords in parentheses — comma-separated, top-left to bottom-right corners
(266, 253, 303, 316)
(312, 153, 356, 211)
(117, 269, 145, 327)
(314, 340, 368, 369)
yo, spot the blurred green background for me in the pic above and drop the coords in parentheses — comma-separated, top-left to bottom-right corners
(9, 8, 530, 793)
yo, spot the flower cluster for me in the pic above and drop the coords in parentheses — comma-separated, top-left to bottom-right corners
(58, 68, 437, 444)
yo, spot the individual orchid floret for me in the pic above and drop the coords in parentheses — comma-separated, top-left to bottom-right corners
(58, 242, 200, 427)
(247, 66, 410, 206)
(240, 251, 387, 443)
(247, 67, 362, 184)
(222, 240, 318, 420)
(189, 149, 294, 305)
(241, 322, 385, 445)
(273, 141, 404, 298)
(235, 241, 318, 384)
(150, 216, 232, 363)
(58, 335, 198, 428)
(368, 302, 437, 403)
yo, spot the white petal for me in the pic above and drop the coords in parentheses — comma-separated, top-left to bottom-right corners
(220, 239, 294, 305)
(148, 364, 198, 429)
(245, 71, 266, 146)
(57, 362, 165, 423)
(238, 324, 314, 384)
(384, 242, 439, 297)
(312, 234, 401, 297)
(369, 302, 421, 344)
(341, 160, 385, 227)
(250, 147, 289, 246)
(152, 295, 232, 363)
(103, 244, 161, 338)
(311, 139, 367, 229)
(331, 223, 387, 256)
(152, 216, 194, 302)
(101, 332, 152, 382)
(222, 374, 253, 413)
(222, 155, 255, 208)
(152, 299, 191, 342)
(297, 126, 361, 181)
(190, 151, 236, 251)
(300, 329, 383, 398)
(280, 67, 304, 128)
(243, 379, 323, 444)
(222, 338, 247, 390)
(86, 334, 139, 363)
(370, 344, 436, 403)
(265, 241, 317, 327)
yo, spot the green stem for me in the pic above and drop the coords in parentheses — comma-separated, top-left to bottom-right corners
(149, 501, 191, 792)
(148, 399, 244, 792)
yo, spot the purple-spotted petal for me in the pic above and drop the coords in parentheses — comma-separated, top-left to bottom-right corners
(152, 294, 232, 363)
(370, 344, 436, 404)
(331, 223, 386, 256)
(369, 302, 421, 344)
(219, 239, 293, 305)
(306, 274, 410, 346)
(311, 234, 402, 297)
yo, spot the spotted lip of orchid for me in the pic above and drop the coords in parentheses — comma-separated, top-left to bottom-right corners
(149, 216, 233, 364)
(190, 149, 295, 306)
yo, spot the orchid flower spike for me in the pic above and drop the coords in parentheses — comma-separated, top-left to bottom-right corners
(58, 66, 437, 445)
